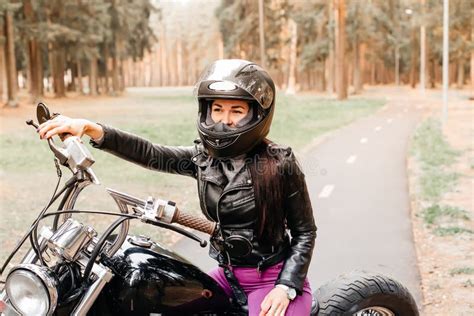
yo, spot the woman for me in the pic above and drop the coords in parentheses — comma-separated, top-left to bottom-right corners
(38, 59, 317, 316)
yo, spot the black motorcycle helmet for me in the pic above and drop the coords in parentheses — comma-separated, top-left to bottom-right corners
(194, 59, 276, 158)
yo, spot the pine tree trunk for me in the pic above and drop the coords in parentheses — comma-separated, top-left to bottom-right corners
(360, 43, 367, 86)
(103, 45, 110, 94)
(429, 58, 436, 88)
(112, 44, 119, 94)
(177, 37, 183, 86)
(119, 59, 125, 91)
(335, 0, 347, 100)
(409, 29, 417, 88)
(169, 42, 176, 86)
(286, 18, 297, 95)
(136, 60, 142, 86)
(0, 38, 5, 101)
(27, 40, 43, 102)
(218, 33, 224, 59)
(77, 61, 83, 94)
(89, 58, 98, 96)
(156, 45, 162, 86)
(471, 25, 474, 97)
(5, 10, 17, 107)
(160, 23, 168, 86)
(327, 0, 335, 93)
(370, 58, 376, 85)
(321, 66, 326, 91)
(258, 0, 266, 68)
(353, 37, 362, 93)
(53, 47, 66, 97)
(24, 0, 42, 102)
(152, 48, 159, 86)
(456, 58, 464, 89)
(395, 45, 400, 85)
(69, 63, 76, 92)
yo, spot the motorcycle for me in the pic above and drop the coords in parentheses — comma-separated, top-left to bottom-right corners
(0, 103, 419, 316)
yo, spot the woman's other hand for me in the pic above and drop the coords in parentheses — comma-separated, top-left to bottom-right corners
(259, 287, 290, 316)
(37, 115, 103, 141)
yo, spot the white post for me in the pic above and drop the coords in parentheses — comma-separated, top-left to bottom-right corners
(442, 0, 449, 124)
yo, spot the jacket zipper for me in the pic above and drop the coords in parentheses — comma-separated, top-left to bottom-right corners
(215, 183, 253, 266)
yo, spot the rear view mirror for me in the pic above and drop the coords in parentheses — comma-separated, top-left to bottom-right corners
(37, 102, 51, 124)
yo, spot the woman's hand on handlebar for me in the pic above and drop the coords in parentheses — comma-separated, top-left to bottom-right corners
(37, 115, 104, 141)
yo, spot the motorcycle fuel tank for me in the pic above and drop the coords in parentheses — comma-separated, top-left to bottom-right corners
(88, 235, 231, 315)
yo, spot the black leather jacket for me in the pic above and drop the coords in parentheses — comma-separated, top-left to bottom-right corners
(91, 125, 317, 293)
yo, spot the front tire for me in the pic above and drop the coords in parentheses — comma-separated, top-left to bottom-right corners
(314, 271, 419, 316)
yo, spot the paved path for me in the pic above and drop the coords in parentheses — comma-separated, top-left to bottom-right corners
(301, 100, 423, 305)
(173, 96, 423, 305)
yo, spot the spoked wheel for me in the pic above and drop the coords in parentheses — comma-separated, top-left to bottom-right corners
(313, 271, 419, 316)
(354, 306, 395, 316)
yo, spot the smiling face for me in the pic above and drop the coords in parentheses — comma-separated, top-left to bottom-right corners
(210, 99, 250, 128)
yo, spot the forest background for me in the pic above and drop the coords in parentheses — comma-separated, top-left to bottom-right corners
(0, 0, 472, 105)
(0, 1, 473, 314)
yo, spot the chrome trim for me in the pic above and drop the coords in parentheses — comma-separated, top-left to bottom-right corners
(103, 188, 149, 257)
(71, 264, 113, 316)
(48, 219, 97, 261)
(6, 264, 58, 316)
(63, 136, 95, 173)
(60, 180, 92, 224)
(354, 306, 395, 316)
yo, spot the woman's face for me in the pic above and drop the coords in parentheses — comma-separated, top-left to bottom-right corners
(210, 99, 250, 128)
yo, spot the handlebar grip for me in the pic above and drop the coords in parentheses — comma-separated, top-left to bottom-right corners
(172, 209, 216, 236)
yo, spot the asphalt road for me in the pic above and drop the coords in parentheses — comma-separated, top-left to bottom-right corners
(173, 99, 423, 306)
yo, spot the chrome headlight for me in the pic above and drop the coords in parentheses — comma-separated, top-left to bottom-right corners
(5, 264, 58, 316)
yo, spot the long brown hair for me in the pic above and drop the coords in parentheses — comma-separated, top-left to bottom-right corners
(248, 139, 286, 245)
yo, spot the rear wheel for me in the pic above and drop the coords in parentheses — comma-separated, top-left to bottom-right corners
(314, 271, 419, 316)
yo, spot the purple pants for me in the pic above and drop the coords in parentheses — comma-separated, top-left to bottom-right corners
(208, 261, 312, 316)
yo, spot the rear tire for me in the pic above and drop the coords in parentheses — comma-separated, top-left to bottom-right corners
(314, 271, 419, 316)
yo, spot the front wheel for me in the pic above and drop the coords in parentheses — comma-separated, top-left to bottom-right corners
(314, 271, 419, 316)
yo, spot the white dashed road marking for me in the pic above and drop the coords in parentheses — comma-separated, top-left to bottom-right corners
(360, 138, 368, 144)
(346, 155, 357, 164)
(374, 126, 382, 132)
(318, 185, 335, 198)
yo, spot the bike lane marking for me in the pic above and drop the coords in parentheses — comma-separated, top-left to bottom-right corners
(318, 184, 335, 198)
(346, 155, 357, 164)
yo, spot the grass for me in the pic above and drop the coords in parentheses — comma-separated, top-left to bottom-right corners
(422, 204, 470, 226)
(411, 118, 471, 238)
(0, 89, 385, 264)
(411, 118, 458, 168)
(449, 267, 474, 276)
(462, 279, 474, 287)
(411, 118, 459, 202)
(433, 226, 473, 237)
(419, 170, 459, 201)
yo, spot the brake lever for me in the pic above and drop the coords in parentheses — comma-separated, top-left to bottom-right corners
(143, 217, 208, 248)
(26, 119, 69, 165)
